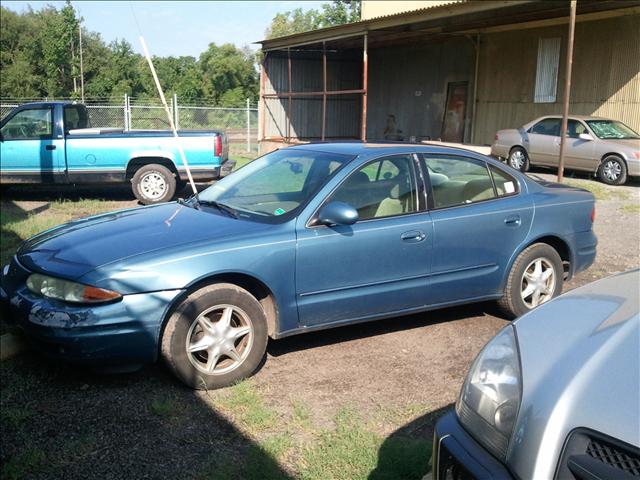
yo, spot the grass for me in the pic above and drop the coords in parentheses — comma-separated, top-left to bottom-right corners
(620, 202, 640, 214)
(0, 405, 33, 429)
(1, 198, 124, 266)
(205, 383, 433, 479)
(564, 178, 630, 201)
(218, 380, 278, 433)
(1, 448, 47, 480)
(150, 397, 177, 417)
(300, 408, 431, 480)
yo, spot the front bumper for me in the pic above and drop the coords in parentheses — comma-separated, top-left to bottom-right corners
(432, 411, 513, 480)
(1, 257, 182, 366)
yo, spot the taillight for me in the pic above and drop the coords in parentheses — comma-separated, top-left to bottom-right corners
(591, 206, 596, 223)
(214, 135, 222, 157)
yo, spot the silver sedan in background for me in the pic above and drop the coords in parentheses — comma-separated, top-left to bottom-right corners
(492, 115, 640, 185)
(432, 269, 640, 479)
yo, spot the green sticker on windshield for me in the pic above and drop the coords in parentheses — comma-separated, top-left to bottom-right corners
(274, 208, 286, 216)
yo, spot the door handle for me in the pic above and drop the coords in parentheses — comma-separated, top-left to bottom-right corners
(401, 230, 426, 242)
(45, 145, 56, 150)
(504, 215, 521, 226)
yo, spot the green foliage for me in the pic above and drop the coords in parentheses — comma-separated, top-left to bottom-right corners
(265, 0, 361, 39)
(0, 3, 258, 105)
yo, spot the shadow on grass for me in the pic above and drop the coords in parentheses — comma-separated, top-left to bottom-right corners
(369, 403, 453, 480)
(0, 356, 294, 480)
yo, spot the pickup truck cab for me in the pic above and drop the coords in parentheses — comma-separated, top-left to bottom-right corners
(0, 101, 229, 203)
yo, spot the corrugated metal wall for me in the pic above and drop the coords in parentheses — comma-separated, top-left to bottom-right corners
(263, 51, 362, 139)
(474, 14, 640, 144)
(366, 37, 475, 141)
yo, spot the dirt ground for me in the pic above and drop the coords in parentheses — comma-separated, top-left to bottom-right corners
(1, 171, 638, 479)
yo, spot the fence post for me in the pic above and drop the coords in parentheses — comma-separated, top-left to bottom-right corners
(173, 93, 179, 131)
(246, 98, 251, 153)
(123, 94, 128, 131)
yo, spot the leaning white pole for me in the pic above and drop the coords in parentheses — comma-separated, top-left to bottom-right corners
(139, 35, 197, 196)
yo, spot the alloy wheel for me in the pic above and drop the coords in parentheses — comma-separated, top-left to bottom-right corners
(185, 305, 254, 375)
(520, 258, 556, 309)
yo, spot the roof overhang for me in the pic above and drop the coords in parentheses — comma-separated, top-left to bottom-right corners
(259, 0, 640, 51)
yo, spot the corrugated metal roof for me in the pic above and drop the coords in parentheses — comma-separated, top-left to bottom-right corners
(360, 1, 466, 21)
(258, 0, 529, 48)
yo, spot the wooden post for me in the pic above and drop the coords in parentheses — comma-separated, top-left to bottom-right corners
(361, 33, 368, 141)
(558, 0, 577, 183)
(322, 41, 327, 142)
(287, 47, 292, 142)
(260, 52, 267, 144)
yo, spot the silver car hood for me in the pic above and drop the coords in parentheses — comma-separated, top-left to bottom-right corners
(507, 270, 640, 479)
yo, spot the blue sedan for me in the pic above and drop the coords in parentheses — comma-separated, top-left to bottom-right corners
(0, 143, 597, 388)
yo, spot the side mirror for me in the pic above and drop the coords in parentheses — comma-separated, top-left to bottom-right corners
(578, 133, 594, 141)
(316, 201, 358, 226)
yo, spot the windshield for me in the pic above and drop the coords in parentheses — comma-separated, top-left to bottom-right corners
(585, 120, 639, 140)
(198, 148, 352, 222)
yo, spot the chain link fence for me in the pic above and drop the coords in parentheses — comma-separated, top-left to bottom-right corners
(1, 96, 259, 153)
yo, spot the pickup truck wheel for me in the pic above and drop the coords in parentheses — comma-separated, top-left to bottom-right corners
(161, 283, 268, 390)
(597, 155, 627, 185)
(132, 164, 176, 204)
(498, 243, 563, 319)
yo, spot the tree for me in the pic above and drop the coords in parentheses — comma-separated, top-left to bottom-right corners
(265, 0, 361, 39)
(0, 3, 260, 104)
(199, 43, 258, 105)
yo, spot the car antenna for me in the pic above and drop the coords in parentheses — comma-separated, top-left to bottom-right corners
(131, 3, 200, 207)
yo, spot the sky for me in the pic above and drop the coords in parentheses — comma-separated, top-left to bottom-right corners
(2, 1, 326, 57)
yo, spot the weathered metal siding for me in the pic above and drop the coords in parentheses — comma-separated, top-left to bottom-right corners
(366, 37, 475, 141)
(474, 14, 640, 144)
(263, 53, 361, 139)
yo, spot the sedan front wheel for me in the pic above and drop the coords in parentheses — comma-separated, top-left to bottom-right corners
(597, 155, 627, 185)
(161, 283, 268, 389)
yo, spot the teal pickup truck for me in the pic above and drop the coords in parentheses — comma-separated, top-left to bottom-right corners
(0, 101, 229, 203)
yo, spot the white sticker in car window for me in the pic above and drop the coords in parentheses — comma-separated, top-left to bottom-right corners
(504, 182, 515, 194)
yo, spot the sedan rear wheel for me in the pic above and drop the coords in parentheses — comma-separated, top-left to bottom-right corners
(498, 243, 563, 318)
(161, 283, 268, 389)
(508, 147, 529, 172)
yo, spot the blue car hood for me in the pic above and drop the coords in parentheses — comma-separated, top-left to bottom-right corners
(17, 203, 269, 280)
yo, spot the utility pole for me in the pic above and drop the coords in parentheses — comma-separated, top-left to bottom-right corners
(557, 0, 577, 183)
(79, 21, 85, 102)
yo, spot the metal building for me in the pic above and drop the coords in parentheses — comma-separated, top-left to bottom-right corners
(258, 0, 640, 151)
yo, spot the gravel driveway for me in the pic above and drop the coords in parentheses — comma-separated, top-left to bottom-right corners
(1, 173, 638, 479)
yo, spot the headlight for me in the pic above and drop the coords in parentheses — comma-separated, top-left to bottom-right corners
(456, 325, 522, 460)
(26, 273, 121, 304)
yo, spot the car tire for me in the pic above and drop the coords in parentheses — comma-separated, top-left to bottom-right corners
(597, 155, 627, 185)
(498, 243, 564, 318)
(132, 164, 176, 204)
(508, 147, 530, 172)
(161, 283, 268, 390)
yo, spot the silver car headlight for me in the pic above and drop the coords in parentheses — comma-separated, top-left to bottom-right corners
(26, 273, 122, 304)
(456, 325, 522, 460)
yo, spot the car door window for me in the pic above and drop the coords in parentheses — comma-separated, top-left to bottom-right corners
(489, 165, 518, 197)
(329, 154, 418, 220)
(425, 155, 497, 208)
(567, 120, 587, 138)
(1, 108, 52, 140)
(530, 118, 560, 136)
